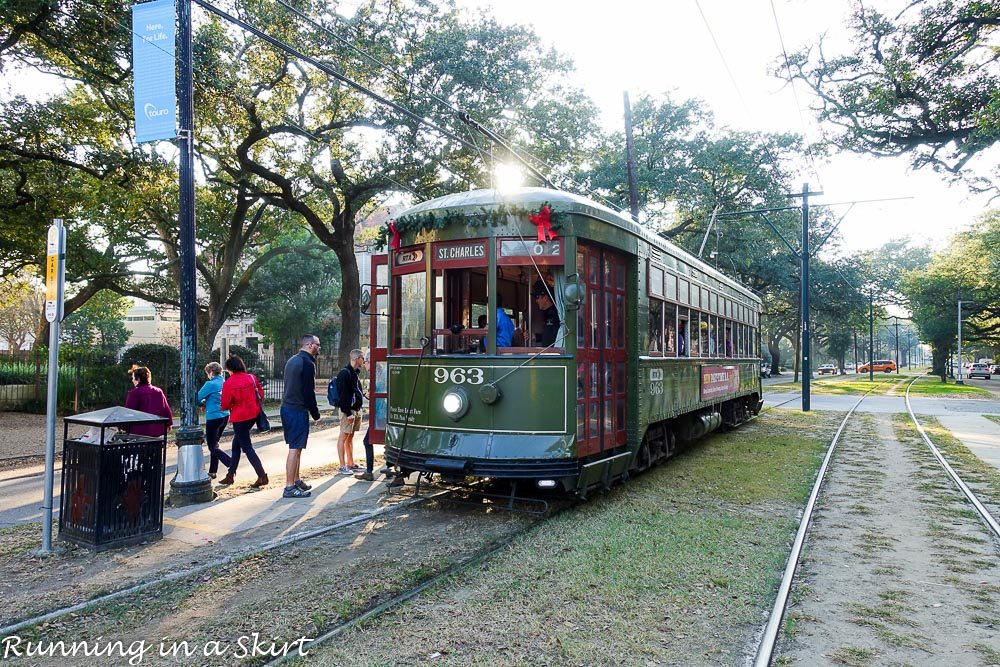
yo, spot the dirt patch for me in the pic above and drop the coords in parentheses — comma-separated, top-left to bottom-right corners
(0, 412, 47, 460)
(3, 498, 533, 667)
(773, 414, 1000, 665)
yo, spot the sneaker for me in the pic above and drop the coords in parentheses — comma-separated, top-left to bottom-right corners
(337, 466, 353, 475)
(282, 486, 311, 498)
(354, 472, 375, 481)
(294, 479, 312, 491)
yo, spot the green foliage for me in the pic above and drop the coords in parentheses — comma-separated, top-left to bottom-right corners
(903, 208, 1000, 376)
(120, 343, 181, 396)
(784, 0, 1000, 193)
(60, 290, 131, 352)
(242, 242, 341, 355)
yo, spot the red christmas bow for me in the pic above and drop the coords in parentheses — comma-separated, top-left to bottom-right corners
(388, 221, 401, 250)
(530, 205, 557, 243)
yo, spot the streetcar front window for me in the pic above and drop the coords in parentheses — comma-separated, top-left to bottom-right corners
(394, 272, 426, 350)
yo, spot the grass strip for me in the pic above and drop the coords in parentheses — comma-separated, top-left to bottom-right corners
(301, 410, 839, 666)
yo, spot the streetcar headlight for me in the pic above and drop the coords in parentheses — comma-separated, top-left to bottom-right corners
(442, 387, 469, 420)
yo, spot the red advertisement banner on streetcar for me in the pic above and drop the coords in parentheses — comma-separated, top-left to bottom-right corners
(701, 365, 739, 401)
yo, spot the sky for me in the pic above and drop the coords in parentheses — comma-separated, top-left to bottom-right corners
(451, 0, 996, 256)
(3, 0, 992, 257)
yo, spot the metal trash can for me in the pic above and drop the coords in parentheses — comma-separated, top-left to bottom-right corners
(58, 406, 170, 551)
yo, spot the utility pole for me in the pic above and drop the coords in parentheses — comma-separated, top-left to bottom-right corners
(170, 0, 211, 504)
(893, 317, 900, 374)
(787, 183, 822, 411)
(868, 292, 875, 382)
(956, 295, 971, 385)
(623, 91, 640, 223)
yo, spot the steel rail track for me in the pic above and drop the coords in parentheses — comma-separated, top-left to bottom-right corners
(0, 490, 448, 638)
(753, 375, 1000, 666)
(262, 496, 571, 667)
(904, 381, 1000, 538)
(261, 387, 794, 665)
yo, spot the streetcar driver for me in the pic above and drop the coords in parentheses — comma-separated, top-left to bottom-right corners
(532, 280, 560, 347)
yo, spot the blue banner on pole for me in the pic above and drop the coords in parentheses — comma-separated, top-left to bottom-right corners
(132, 0, 177, 143)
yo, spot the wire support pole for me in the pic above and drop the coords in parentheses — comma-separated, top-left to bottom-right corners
(172, 0, 211, 504)
(178, 0, 197, 430)
(787, 183, 822, 411)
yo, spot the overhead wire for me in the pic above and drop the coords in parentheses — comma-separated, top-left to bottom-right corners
(265, 0, 628, 213)
(690, 0, 817, 186)
(768, 0, 826, 189)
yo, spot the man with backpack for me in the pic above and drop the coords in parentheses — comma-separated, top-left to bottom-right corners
(332, 348, 365, 475)
(280, 334, 323, 498)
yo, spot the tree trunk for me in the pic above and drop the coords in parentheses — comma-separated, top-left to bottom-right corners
(931, 344, 949, 382)
(331, 234, 360, 367)
(768, 338, 782, 375)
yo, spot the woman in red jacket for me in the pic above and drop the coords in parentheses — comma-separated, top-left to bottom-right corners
(218, 355, 268, 487)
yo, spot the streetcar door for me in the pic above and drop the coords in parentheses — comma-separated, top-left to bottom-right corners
(575, 244, 628, 457)
(367, 253, 389, 445)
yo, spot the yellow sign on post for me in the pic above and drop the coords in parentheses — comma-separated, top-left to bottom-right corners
(45, 220, 65, 323)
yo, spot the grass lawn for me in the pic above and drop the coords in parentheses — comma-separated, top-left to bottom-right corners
(906, 376, 994, 398)
(304, 409, 844, 666)
(769, 374, 992, 398)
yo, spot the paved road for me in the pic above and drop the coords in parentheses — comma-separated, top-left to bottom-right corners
(764, 392, 1000, 415)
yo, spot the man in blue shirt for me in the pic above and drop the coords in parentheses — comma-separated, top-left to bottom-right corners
(496, 297, 515, 348)
(280, 334, 323, 498)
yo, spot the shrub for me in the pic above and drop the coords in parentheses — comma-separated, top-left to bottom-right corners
(120, 343, 181, 396)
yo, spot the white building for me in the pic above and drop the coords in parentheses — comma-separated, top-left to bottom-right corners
(123, 300, 181, 347)
(123, 300, 265, 353)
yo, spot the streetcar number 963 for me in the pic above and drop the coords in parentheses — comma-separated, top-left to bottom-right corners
(433, 368, 485, 385)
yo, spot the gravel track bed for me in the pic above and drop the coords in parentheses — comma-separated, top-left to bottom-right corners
(773, 413, 1000, 666)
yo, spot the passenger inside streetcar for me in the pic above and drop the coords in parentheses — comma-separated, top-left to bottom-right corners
(424, 240, 565, 355)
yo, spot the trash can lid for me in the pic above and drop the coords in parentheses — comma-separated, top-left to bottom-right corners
(64, 406, 172, 427)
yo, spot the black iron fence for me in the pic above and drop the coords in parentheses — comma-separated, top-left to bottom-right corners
(0, 348, 346, 414)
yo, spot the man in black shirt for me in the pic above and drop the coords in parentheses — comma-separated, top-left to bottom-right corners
(532, 282, 560, 347)
(280, 334, 323, 498)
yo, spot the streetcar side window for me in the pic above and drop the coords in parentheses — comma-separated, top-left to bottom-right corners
(664, 302, 677, 356)
(647, 299, 663, 356)
(677, 309, 689, 356)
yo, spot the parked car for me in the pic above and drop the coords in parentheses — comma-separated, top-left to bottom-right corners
(990, 365, 1000, 376)
(844, 362, 856, 371)
(858, 359, 897, 373)
(968, 363, 992, 380)
(760, 362, 772, 378)
(817, 363, 837, 375)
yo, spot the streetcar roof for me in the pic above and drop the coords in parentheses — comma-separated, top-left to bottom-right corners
(398, 187, 760, 305)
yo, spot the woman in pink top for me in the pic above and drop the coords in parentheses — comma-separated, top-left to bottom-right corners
(124, 366, 173, 437)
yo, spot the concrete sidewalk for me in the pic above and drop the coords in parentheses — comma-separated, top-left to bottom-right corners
(934, 414, 1000, 471)
(0, 415, 385, 531)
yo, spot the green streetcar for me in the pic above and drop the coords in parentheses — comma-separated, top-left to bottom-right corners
(364, 187, 762, 498)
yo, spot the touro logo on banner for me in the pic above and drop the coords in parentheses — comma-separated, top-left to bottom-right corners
(132, 0, 177, 143)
